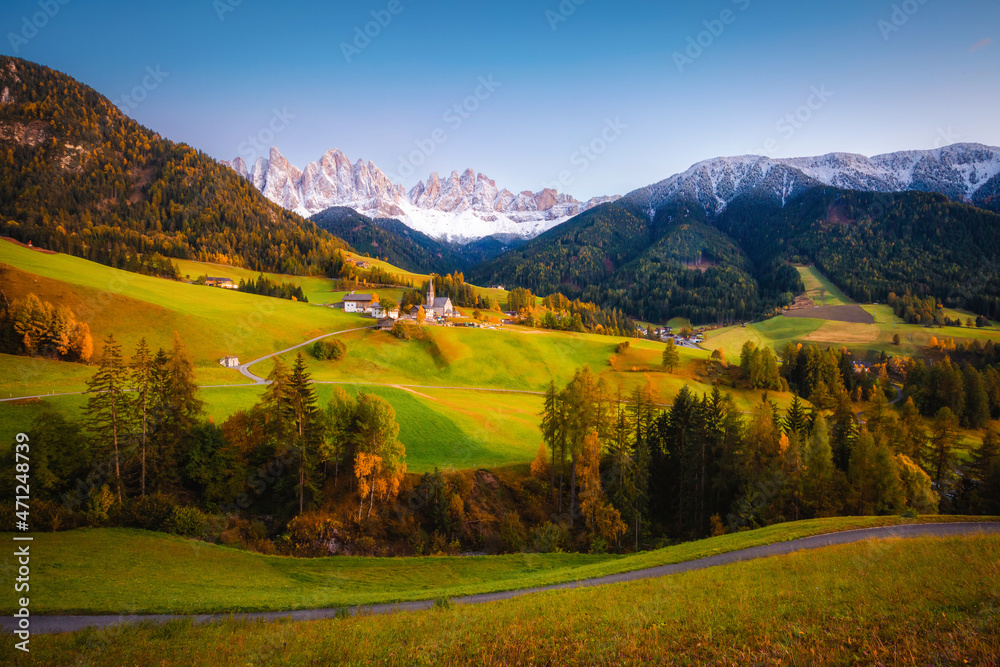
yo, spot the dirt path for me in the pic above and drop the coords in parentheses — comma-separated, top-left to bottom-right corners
(10, 522, 997, 636)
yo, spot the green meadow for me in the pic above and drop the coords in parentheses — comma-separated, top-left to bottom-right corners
(796, 265, 852, 306)
(0, 240, 361, 376)
(0, 516, 987, 615)
(15, 534, 995, 666)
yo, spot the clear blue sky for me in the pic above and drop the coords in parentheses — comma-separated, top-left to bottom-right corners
(2, 0, 998, 198)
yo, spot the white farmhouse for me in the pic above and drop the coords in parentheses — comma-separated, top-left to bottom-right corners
(343, 293, 377, 314)
(371, 303, 399, 319)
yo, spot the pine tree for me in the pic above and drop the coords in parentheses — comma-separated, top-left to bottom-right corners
(129, 338, 155, 496)
(661, 338, 680, 372)
(929, 407, 960, 489)
(971, 431, 1000, 514)
(962, 366, 990, 429)
(154, 333, 203, 489)
(540, 381, 562, 500)
(802, 416, 838, 516)
(288, 353, 320, 514)
(783, 395, 809, 439)
(84, 335, 130, 503)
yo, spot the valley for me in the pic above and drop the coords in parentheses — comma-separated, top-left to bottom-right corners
(1, 33, 999, 665)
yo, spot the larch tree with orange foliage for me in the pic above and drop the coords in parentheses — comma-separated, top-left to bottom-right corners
(351, 393, 406, 521)
(578, 431, 626, 549)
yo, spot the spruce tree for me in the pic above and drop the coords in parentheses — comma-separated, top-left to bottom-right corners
(129, 338, 155, 496)
(84, 335, 130, 503)
(288, 352, 320, 514)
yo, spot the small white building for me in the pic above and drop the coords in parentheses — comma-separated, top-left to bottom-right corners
(371, 303, 399, 320)
(343, 293, 377, 314)
(220, 355, 240, 368)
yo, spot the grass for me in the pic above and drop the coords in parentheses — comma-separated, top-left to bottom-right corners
(0, 353, 93, 397)
(705, 316, 825, 358)
(2, 515, 992, 616)
(0, 240, 363, 371)
(9, 533, 1000, 665)
(197, 383, 542, 473)
(795, 265, 852, 306)
(171, 259, 340, 305)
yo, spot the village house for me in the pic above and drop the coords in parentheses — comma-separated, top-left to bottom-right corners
(412, 282, 454, 319)
(206, 277, 237, 289)
(343, 293, 378, 314)
(219, 355, 240, 368)
(371, 302, 399, 319)
(377, 316, 396, 331)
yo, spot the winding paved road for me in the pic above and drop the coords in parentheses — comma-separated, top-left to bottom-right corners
(8, 522, 996, 636)
(236, 325, 377, 384)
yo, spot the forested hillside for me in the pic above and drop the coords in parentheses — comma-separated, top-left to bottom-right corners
(469, 201, 801, 324)
(0, 57, 348, 276)
(311, 206, 466, 274)
(715, 189, 1000, 320)
(472, 185, 1000, 324)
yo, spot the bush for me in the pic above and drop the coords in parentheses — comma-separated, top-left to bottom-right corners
(528, 521, 567, 553)
(390, 321, 411, 340)
(164, 505, 209, 537)
(33, 500, 77, 532)
(117, 493, 176, 531)
(312, 338, 346, 360)
(615, 341, 630, 354)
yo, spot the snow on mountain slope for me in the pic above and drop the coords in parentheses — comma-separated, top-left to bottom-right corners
(625, 143, 1000, 217)
(624, 155, 820, 216)
(223, 148, 617, 243)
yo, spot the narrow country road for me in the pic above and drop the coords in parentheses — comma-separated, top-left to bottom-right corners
(8, 522, 997, 636)
(236, 325, 377, 384)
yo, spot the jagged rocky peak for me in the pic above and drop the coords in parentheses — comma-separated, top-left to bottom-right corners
(224, 146, 618, 243)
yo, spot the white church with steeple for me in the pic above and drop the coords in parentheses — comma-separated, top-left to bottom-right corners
(412, 280, 455, 319)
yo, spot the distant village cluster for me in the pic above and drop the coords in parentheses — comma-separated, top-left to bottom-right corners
(338, 282, 462, 331)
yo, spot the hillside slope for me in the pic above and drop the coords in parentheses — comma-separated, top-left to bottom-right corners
(0, 57, 347, 276)
(472, 184, 1000, 323)
(310, 206, 468, 274)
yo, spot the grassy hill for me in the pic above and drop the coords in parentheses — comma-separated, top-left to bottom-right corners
(1, 516, 987, 615)
(8, 531, 999, 665)
(0, 239, 359, 378)
(4, 238, 803, 472)
(0, 57, 349, 276)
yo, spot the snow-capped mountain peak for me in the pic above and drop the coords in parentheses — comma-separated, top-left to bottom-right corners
(222, 148, 617, 243)
(624, 143, 1000, 217)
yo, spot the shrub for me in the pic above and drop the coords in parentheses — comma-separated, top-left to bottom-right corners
(285, 513, 346, 555)
(390, 321, 411, 340)
(33, 499, 77, 532)
(165, 505, 209, 537)
(528, 521, 567, 553)
(312, 338, 346, 360)
(615, 341, 630, 354)
(117, 493, 176, 531)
